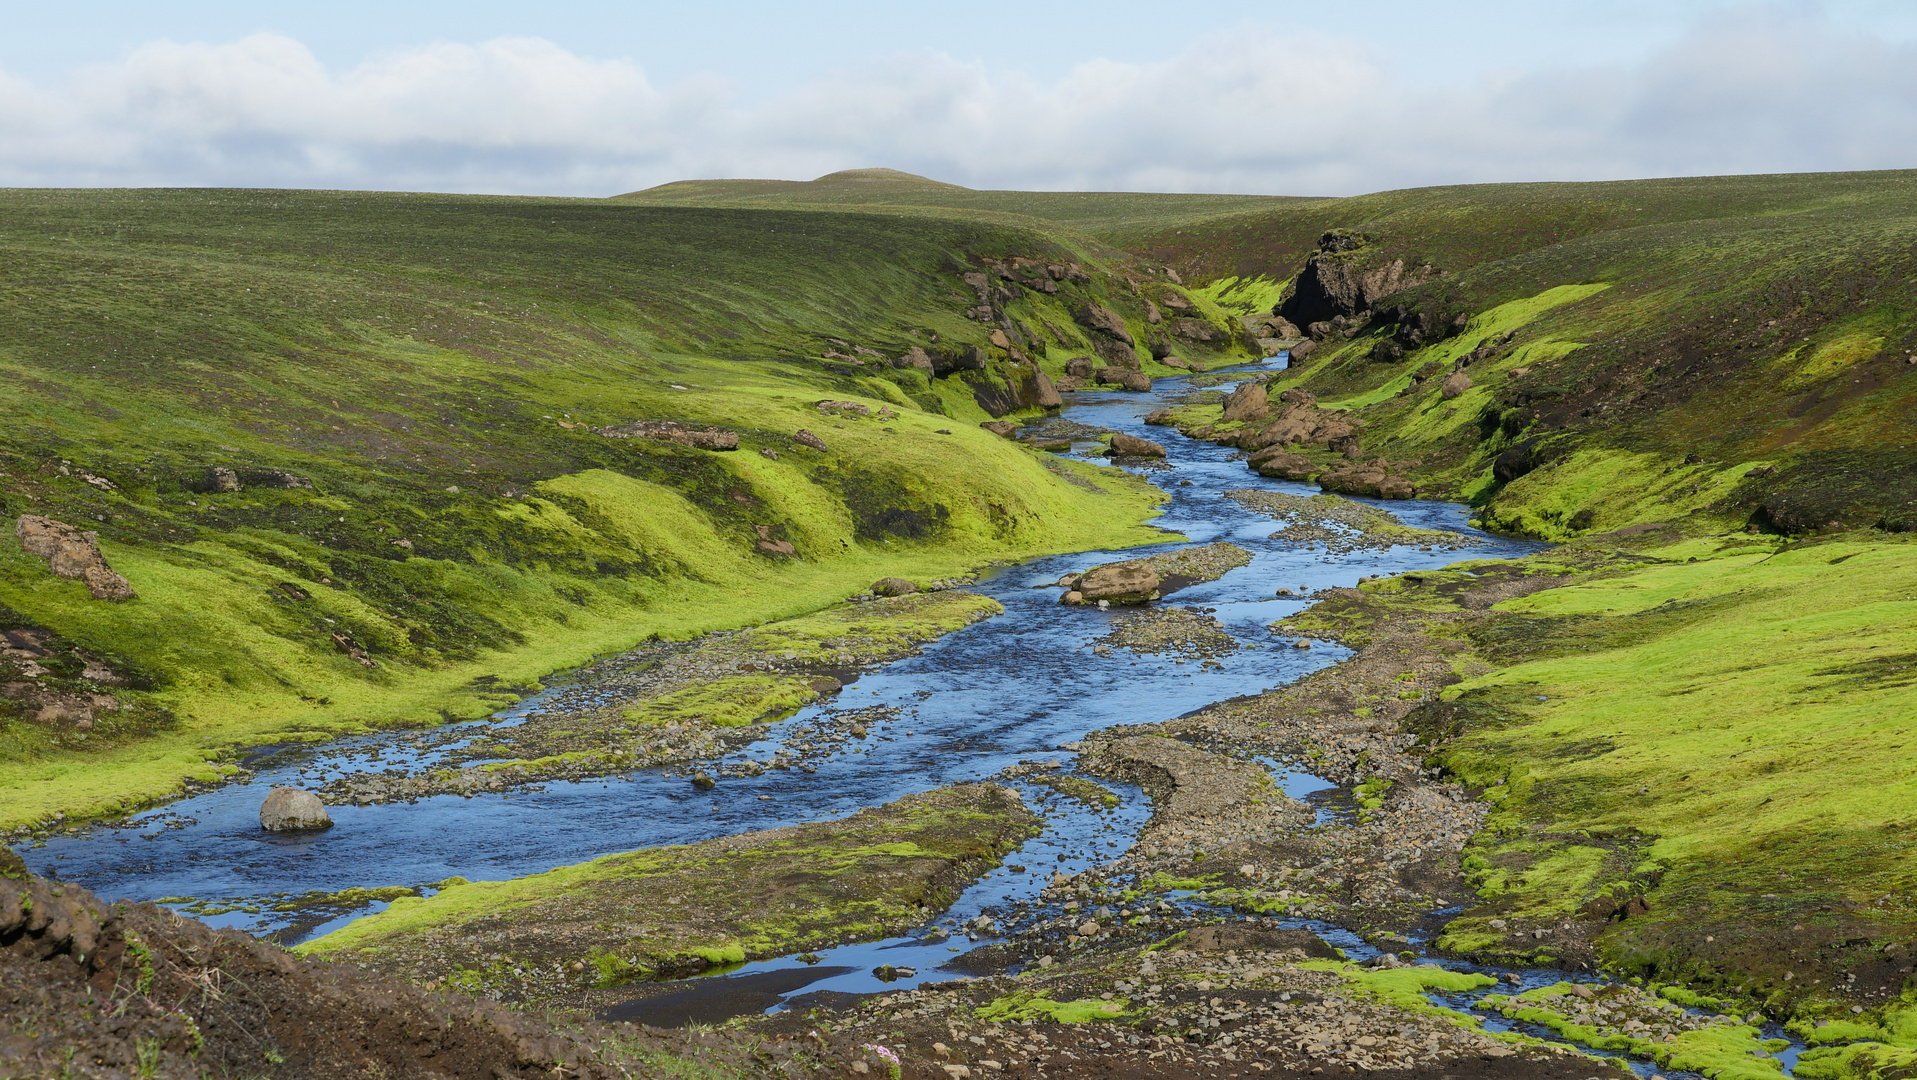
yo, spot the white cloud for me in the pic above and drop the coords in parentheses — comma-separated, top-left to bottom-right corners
(1, 7, 1914, 196)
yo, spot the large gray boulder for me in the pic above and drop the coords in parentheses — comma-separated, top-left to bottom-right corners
(260, 786, 333, 831)
(1072, 561, 1161, 605)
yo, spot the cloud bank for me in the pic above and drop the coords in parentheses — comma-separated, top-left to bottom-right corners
(2, 7, 1914, 196)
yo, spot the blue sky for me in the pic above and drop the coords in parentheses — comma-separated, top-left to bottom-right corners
(2, 1, 1915, 194)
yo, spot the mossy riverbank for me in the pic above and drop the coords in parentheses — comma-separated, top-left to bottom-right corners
(298, 783, 1038, 1010)
(1268, 524, 1917, 1060)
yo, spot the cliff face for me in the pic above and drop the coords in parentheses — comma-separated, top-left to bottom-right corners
(1277, 231, 1438, 327)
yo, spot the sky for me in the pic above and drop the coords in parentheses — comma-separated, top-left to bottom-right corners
(2, 0, 1916, 196)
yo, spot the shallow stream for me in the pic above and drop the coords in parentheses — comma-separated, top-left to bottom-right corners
(21, 359, 1802, 1075)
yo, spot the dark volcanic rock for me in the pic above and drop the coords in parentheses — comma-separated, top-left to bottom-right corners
(1493, 438, 1545, 485)
(1074, 303, 1133, 344)
(1094, 367, 1151, 392)
(1090, 335, 1140, 368)
(1279, 231, 1438, 327)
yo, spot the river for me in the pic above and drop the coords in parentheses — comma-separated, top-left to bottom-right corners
(18, 358, 1802, 1076)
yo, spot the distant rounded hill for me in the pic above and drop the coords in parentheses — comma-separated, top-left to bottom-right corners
(617, 167, 970, 201)
(811, 168, 969, 188)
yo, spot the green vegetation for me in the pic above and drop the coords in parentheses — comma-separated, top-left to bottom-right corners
(1481, 983, 1788, 1080)
(973, 991, 1133, 1024)
(1288, 528, 1917, 1044)
(0, 188, 1210, 828)
(1176, 173, 1917, 539)
(1297, 961, 1500, 1034)
(298, 783, 1037, 1003)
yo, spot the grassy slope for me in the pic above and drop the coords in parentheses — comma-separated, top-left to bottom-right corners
(616, 173, 1297, 246)
(1129, 170, 1917, 537)
(0, 189, 1199, 828)
(1091, 169, 1917, 1060)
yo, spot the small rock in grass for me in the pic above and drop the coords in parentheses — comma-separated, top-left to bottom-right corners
(871, 578, 917, 597)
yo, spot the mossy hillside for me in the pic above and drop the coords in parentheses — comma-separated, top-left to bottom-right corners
(616, 175, 1296, 248)
(0, 189, 1181, 828)
(1193, 276, 1293, 321)
(297, 783, 1038, 1005)
(1153, 174, 1917, 539)
(1353, 534, 1917, 1020)
(1127, 169, 1917, 288)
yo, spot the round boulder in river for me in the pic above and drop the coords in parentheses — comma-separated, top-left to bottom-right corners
(259, 786, 333, 831)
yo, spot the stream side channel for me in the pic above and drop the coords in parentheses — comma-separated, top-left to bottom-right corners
(20, 358, 1803, 1076)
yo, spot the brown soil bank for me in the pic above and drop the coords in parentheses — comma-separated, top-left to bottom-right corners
(0, 847, 774, 1080)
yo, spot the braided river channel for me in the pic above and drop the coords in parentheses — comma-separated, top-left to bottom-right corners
(20, 358, 1806, 1076)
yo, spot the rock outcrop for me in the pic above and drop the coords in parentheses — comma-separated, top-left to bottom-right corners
(893, 345, 936, 371)
(1278, 231, 1438, 327)
(1220, 381, 1269, 423)
(1247, 448, 1318, 481)
(1107, 433, 1167, 458)
(597, 420, 739, 451)
(1318, 459, 1417, 500)
(870, 578, 918, 597)
(1031, 366, 1063, 409)
(1094, 368, 1151, 392)
(15, 516, 135, 601)
(1233, 402, 1356, 453)
(260, 787, 333, 831)
(1440, 371, 1473, 399)
(1074, 303, 1132, 344)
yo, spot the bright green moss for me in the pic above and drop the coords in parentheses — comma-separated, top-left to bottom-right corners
(974, 991, 1133, 1024)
